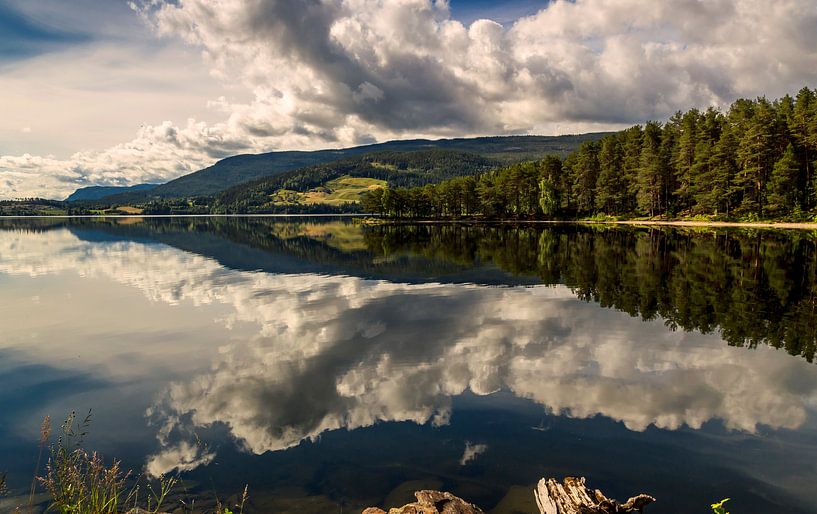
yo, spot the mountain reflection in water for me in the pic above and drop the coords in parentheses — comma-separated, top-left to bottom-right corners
(0, 218, 815, 514)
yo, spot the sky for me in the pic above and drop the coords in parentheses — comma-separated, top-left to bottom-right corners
(1, 0, 816, 200)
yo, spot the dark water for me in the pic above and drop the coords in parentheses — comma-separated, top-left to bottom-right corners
(1, 217, 816, 513)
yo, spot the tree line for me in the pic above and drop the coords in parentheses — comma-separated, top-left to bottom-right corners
(363, 87, 817, 219)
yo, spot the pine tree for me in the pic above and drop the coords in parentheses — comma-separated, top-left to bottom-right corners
(687, 108, 724, 213)
(560, 152, 577, 214)
(595, 135, 626, 214)
(673, 109, 700, 211)
(660, 122, 678, 214)
(767, 143, 800, 215)
(806, 92, 817, 208)
(572, 142, 600, 214)
(637, 122, 665, 216)
(736, 99, 779, 217)
(791, 88, 814, 208)
(690, 138, 714, 213)
(538, 155, 562, 218)
(621, 125, 643, 212)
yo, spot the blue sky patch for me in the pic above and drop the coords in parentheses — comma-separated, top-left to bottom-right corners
(0, 1, 90, 62)
(449, 0, 548, 25)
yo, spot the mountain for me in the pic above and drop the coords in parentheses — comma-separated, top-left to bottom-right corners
(65, 183, 158, 202)
(100, 133, 609, 203)
(213, 150, 499, 212)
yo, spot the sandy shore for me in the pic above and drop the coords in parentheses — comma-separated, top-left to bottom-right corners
(581, 220, 817, 229)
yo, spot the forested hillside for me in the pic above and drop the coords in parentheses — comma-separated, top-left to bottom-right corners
(96, 133, 605, 203)
(365, 87, 817, 220)
(213, 150, 498, 213)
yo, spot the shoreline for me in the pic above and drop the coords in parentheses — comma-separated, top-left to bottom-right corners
(0, 213, 370, 219)
(365, 217, 817, 230)
(1, 213, 817, 229)
(579, 219, 817, 229)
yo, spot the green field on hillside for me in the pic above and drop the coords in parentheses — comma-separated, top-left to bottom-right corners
(270, 176, 386, 206)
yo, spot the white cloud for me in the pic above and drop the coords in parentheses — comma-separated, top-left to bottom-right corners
(3, 0, 817, 198)
(139, 0, 817, 131)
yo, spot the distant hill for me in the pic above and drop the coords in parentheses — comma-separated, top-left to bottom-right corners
(0, 198, 70, 215)
(213, 149, 499, 213)
(101, 133, 609, 203)
(66, 183, 158, 202)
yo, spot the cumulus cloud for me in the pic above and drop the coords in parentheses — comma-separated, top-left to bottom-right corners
(0, 121, 246, 199)
(141, 0, 817, 130)
(3, 0, 817, 199)
(2, 226, 815, 475)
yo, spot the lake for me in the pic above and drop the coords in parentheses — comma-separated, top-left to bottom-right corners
(1, 217, 816, 514)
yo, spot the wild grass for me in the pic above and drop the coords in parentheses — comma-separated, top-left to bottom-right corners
(0, 410, 252, 513)
(28, 415, 51, 511)
(215, 485, 248, 514)
(711, 498, 731, 514)
(35, 410, 175, 514)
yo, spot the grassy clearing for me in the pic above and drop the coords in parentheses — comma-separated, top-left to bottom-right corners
(87, 206, 145, 215)
(112, 206, 144, 215)
(268, 176, 386, 207)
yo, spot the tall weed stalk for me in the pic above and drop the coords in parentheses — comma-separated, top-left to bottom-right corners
(36, 410, 174, 514)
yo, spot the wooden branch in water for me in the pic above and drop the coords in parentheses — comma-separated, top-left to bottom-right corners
(534, 477, 655, 514)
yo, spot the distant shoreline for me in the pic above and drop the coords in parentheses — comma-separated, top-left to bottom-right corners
(0, 213, 370, 219)
(2, 214, 817, 229)
(582, 219, 817, 229)
(364, 217, 817, 230)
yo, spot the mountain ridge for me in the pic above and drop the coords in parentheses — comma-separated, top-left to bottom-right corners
(65, 183, 158, 202)
(92, 133, 610, 203)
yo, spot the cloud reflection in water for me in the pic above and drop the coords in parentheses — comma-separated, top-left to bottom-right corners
(0, 228, 814, 477)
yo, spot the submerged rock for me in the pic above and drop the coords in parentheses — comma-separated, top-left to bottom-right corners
(363, 490, 484, 514)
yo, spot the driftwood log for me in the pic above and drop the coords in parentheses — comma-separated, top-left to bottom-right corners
(362, 477, 653, 514)
(534, 477, 654, 514)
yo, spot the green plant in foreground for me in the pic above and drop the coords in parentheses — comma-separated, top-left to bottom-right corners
(5, 410, 248, 513)
(38, 410, 130, 514)
(711, 498, 731, 514)
(30, 415, 52, 511)
(37, 410, 174, 514)
(215, 484, 249, 514)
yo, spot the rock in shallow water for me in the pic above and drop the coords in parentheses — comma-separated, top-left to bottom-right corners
(363, 478, 655, 514)
(362, 490, 484, 514)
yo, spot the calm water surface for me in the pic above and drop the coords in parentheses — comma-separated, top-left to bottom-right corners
(1, 217, 816, 513)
